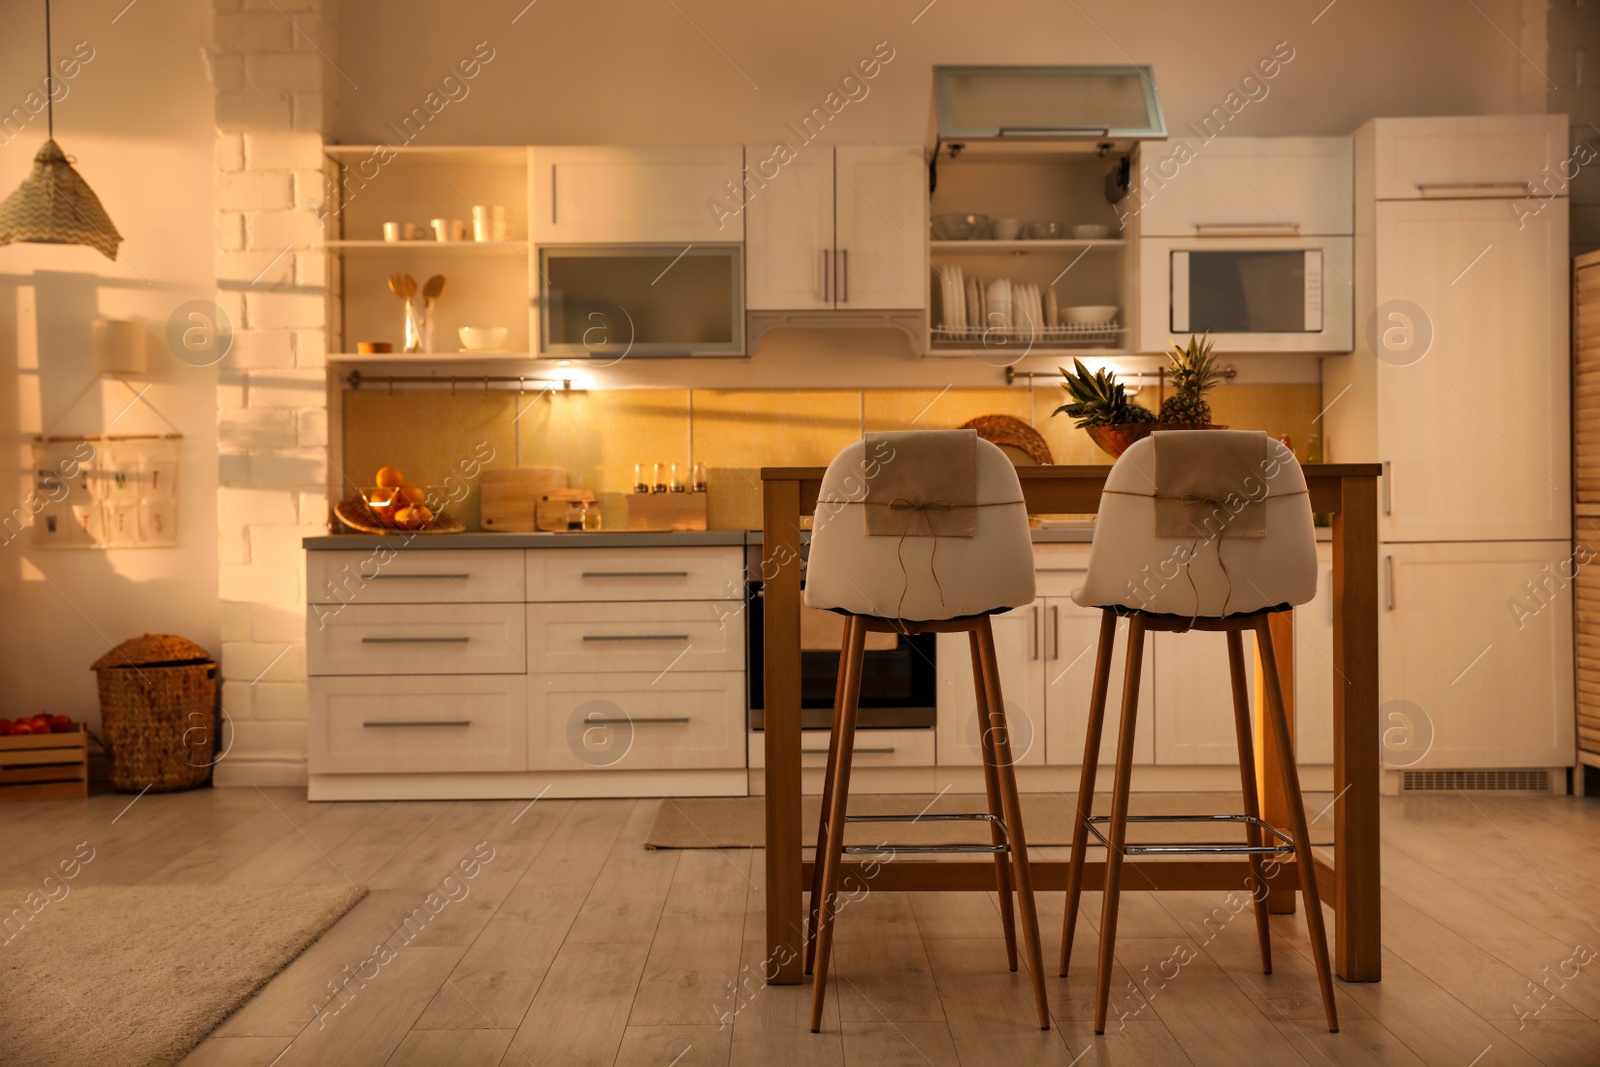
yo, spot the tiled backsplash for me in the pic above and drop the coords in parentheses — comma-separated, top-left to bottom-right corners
(342, 384, 1321, 531)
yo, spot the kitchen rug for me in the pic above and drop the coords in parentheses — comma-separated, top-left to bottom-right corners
(646, 792, 1335, 849)
(0, 883, 367, 1067)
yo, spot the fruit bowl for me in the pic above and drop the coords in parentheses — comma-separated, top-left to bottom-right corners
(1085, 423, 1228, 459)
(358, 486, 444, 530)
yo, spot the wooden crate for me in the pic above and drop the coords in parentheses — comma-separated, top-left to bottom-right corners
(627, 491, 708, 531)
(0, 728, 88, 801)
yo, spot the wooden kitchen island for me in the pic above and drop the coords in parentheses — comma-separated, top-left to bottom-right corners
(760, 462, 1383, 985)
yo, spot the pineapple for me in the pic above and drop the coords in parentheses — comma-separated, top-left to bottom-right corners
(1159, 332, 1222, 426)
(1054, 359, 1157, 428)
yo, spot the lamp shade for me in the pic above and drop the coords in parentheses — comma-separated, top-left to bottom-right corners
(0, 139, 121, 260)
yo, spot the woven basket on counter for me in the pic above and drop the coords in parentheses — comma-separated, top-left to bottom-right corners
(91, 634, 218, 793)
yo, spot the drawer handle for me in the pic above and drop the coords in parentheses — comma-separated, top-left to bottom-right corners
(1415, 181, 1531, 195)
(363, 720, 472, 728)
(585, 716, 690, 725)
(580, 570, 690, 579)
(802, 747, 894, 755)
(581, 634, 690, 642)
(365, 573, 471, 580)
(1035, 567, 1084, 573)
(360, 636, 471, 644)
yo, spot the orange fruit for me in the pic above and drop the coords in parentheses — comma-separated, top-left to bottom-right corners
(375, 466, 406, 488)
(394, 504, 434, 529)
(396, 485, 425, 505)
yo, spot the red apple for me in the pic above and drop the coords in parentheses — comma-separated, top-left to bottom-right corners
(10, 723, 33, 735)
(48, 715, 72, 733)
(0, 721, 11, 737)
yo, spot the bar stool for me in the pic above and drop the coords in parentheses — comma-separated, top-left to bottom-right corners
(1059, 430, 1338, 1035)
(802, 431, 1050, 1033)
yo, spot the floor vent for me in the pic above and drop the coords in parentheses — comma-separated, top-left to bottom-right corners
(1401, 769, 1550, 793)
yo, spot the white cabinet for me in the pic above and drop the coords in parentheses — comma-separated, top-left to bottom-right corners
(532, 146, 744, 244)
(1381, 541, 1574, 769)
(936, 607, 1044, 766)
(1047, 606, 1154, 767)
(743, 151, 835, 310)
(1138, 136, 1352, 236)
(1151, 630, 1257, 765)
(1295, 544, 1336, 765)
(745, 144, 925, 310)
(833, 145, 927, 309)
(1366, 115, 1568, 201)
(1374, 197, 1570, 543)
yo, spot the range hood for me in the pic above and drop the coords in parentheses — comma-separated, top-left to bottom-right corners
(932, 65, 1167, 155)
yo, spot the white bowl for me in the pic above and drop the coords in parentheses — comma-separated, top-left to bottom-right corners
(458, 326, 509, 351)
(1062, 305, 1118, 325)
(1072, 224, 1113, 240)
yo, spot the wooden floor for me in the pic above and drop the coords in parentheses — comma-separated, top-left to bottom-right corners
(3, 786, 1598, 1066)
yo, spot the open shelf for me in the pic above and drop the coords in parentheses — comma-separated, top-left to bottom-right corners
(328, 351, 537, 364)
(930, 239, 1126, 253)
(327, 239, 531, 252)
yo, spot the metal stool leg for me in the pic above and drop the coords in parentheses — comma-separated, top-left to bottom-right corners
(1094, 614, 1146, 1035)
(976, 616, 1051, 1030)
(1253, 616, 1339, 1034)
(969, 627, 1017, 971)
(809, 616, 866, 1033)
(1062, 608, 1117, 977)
(1226, 629, 1274, 975)
(806, 615, 856, 976)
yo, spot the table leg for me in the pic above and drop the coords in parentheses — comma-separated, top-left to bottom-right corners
(763, 479, 806, 985)
(1254, 610, 1298, 915)
(1334, 476, 1381, 981)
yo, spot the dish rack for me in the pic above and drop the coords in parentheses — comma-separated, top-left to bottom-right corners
(931, 322, 1125, 348)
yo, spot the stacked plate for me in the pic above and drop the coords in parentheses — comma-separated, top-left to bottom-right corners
(935, 267, 1121, 347)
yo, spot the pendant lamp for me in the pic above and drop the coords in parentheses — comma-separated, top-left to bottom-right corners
(0, 0, 122, 260)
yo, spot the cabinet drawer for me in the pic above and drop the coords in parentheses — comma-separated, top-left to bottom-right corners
(748, 727, 935, 769)
(1032, 544, 1092, 602)
(308, 604, 526, 676)
(525, 547, 743, 602)
(527, 601, 743, 674)
(529, 671, 745, 771)
(1369, 115, 1566, 201)
(310, 675, 526, 773)
(307, 549, 523, 605)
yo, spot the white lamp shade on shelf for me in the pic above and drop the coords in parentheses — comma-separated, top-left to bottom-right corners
(92, 319, 146, 375)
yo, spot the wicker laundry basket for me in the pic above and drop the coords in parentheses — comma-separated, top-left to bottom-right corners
(91, 634, 218, 792)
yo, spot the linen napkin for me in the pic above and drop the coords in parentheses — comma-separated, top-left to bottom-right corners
(863, 429, 978, 537)
(1153, 430, 1269, 540)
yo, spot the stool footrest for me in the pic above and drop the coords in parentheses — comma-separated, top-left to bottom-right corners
(1084, 813, 1296, 857)
(843, 812, 1000, 824)
(841, 843, 1009, 855)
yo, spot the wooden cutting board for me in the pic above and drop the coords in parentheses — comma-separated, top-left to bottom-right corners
(479, 467, 567, 531)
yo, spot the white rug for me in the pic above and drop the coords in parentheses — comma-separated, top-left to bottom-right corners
(0, 883, 366, 1067)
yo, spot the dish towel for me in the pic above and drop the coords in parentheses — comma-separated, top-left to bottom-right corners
(1153, 429, 1270, 541)
(863, 429, 978, 537)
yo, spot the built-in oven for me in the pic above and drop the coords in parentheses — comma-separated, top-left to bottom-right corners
(744, 544, 938, 731)
(1139, 234, 1353, 352)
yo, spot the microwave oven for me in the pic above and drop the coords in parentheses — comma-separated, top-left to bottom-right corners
(1139, 235, 1353, 352)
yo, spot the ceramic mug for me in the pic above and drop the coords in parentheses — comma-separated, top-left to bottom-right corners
(382, 221, 402, 242)
(472, 205, 507, 242)
(431, 218, 466, 242)
(991, 218, 1022, 240)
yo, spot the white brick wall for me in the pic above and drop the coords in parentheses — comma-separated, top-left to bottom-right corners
(213, 0, 326, 785)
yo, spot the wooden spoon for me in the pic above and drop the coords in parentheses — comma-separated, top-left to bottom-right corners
(422, 274, 446, 307)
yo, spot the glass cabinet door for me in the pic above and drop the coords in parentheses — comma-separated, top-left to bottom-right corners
(540, 244, 744, 357)
(934, 65, 1166, 141)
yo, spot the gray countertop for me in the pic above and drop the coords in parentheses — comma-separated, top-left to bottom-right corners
(302, 530, 748, 550)
(305, 525, 1331, 550)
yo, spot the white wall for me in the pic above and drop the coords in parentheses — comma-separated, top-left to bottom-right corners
(327, 0, 1532, 147)
(0, 0, 218, 722)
